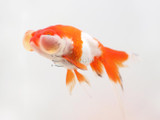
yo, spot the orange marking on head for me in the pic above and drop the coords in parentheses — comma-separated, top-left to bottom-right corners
(30, 28, 56, 47)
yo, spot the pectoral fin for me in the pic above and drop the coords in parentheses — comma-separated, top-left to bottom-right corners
(63, 55, 87, 70)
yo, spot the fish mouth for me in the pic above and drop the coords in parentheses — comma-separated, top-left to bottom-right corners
(23, 30, 34, 51)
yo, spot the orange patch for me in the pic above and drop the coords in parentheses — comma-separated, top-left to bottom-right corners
(48, 25, 83, 63)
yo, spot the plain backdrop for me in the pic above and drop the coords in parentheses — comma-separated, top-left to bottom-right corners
(0, 0, 160, 120)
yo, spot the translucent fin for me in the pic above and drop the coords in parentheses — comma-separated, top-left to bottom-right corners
(111, 83, 126, 120)
(66, 69, 76, 94)
(74, 70, 89, 85)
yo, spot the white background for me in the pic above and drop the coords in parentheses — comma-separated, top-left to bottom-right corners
(0, 0, 160, 120)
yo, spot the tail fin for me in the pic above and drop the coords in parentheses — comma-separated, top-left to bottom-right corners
(99, 47, 129, 87)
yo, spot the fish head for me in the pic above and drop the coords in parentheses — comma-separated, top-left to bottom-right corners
(23, 28, 61, 55)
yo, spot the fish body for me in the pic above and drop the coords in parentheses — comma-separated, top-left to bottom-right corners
(23, 25, 128, 92)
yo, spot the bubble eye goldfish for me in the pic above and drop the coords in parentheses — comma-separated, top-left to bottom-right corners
(23, 25, 128, 93)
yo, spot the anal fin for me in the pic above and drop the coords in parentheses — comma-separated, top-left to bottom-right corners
(74, 70, 89, 85)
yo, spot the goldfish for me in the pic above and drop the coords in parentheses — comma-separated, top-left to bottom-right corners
(23, 25, 129, 93)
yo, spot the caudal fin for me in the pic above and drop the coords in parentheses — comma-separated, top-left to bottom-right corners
(99, 47, 128, 87)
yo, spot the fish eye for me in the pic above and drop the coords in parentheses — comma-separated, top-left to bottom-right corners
(43, 29, 53, 35)
(47, 32, 52, 35)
